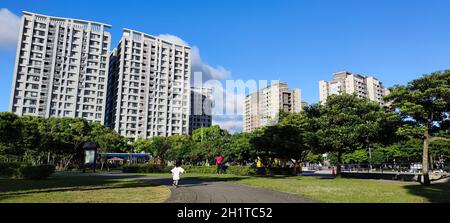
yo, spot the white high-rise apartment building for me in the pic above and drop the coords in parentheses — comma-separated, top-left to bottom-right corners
(319, 71, 390, 105)
(189, 87, 212, 134)
(9, 11, 111, 124)
(243, 82, 301, 133)
(106, 29, 191, 140)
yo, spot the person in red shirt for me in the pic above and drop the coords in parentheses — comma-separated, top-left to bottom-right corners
(216, 153, 223, 174)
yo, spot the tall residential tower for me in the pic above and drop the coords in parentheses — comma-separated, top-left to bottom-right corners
(189, 87, 212, 134)
(243, 82, 301, 133)
(106, 29, 191, 140)
(319, 71, 390, 105)
(9, 11, 111, 124)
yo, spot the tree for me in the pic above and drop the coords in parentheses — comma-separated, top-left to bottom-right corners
(226, 132, 255, 165)
(278, 111, 315, 173)
(386, 70, 450, 185)
(310, 94, 392, 176)
(133, 138, 153, 153)
(19, 116, 47, 164)
(192, 125, 230, 165)
(45, 117, 92, 170)
(249, 111, 311, 173)
(0, 112, 23, 159)
(149, 136, 172, 164)
(89, 122, 128, 153)
(166, 135, 194, 163)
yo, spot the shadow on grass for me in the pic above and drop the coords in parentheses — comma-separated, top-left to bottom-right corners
(0, 173, 166, 201)
(181, 176, 250, 183)
(403, 181, 450, 203)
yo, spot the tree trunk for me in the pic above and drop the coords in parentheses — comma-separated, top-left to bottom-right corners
(336, 151, 342, 177)
(422, 128, 431, 186)
(297, 161, 303, 174)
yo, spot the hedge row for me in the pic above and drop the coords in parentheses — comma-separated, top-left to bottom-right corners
(122, 164, 172, 173)
(122, 164, 283, 176)
(0, 162, 55, 180)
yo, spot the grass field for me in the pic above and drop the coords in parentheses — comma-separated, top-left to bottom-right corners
(145, 173, 450, 203)
(0, 172, 170, 203)
(1, 172, 449, 203)
(235, 176, 450, 203)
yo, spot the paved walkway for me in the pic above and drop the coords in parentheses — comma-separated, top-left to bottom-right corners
(164, 179, 316, 203)
(82, 173, 316, 203)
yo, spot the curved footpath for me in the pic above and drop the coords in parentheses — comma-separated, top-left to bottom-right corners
(164, 178, 316, 203)
(87, 173, 316, 203)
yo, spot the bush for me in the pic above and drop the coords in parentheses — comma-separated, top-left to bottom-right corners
(0, 162, 28, 178)
(184, 166, 217, 174)
(257, 167, 296, 176)
(122, 164, 171, 173)
(19, 165, 55, 180)
(225, 166, 257, 176)
(122, 164, 147, 173)
(122, 164, 257, 176)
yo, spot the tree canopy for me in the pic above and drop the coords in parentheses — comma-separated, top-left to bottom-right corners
(386, 70, 450, 185)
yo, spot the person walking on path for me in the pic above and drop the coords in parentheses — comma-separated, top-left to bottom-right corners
(216, 154, 224, 174)
(171, 161, 185, 188)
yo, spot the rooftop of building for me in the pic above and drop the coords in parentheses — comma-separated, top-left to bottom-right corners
(331, 70, 380, 81)
(23, 11, 112, 28)
(122, 28, 191, 48)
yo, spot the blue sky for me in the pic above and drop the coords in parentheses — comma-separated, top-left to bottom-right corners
(1, 0, 450, 131)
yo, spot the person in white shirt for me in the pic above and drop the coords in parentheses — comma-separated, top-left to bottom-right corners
(171, 161, 185, 188)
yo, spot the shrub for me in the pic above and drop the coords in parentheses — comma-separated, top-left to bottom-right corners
(122, 164, 257, 175)
(122, 164, 147, 173)
(0, 162, 28, 178)
(122, 164, 171, 173)
(19, 165, 55, 180)
(225, 166, 257, 176)
(184, 166, 216, 174)
(260, 167, 296, 176)
(266, 167, 295, 175)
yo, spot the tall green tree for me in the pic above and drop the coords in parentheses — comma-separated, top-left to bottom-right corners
(310, 94, 393, 176)
(226, 132, 255, 165)
(46, 117, 92, 169)
(148, 136, 172, 164)
(89, 122, 128, 153)
(19, 116, 47, 163)
(192, 125, 230, 165)
(166, 135, 194, 163)
(0, 112, 23, 159)
(278, 111, 316, 173)
(386, 70, 450, 185)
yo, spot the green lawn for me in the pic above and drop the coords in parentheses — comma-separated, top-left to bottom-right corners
(1, 172, 449, 203)
(0, 172, 170, 203)
(145, 173, 450, 203)
(236, 176, 450, 203)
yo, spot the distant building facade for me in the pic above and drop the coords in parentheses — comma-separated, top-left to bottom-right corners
(9, 11, 111, 124)
(319, 71, 390, 105)
(106, 29, 191, 140)
(189, 87, 212, 134)
(243, 82, 301, 133)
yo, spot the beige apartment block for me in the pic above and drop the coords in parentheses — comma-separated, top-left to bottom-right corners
(319, 71, 389, 105)
(243, 82, 301, 133)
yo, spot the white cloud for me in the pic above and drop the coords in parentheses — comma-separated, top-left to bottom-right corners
(157, 34, 189, 46)
(191, 46, 231, 81)
(157, 34, 238, 132)
(157, 34, 231, 81)
(201, 81, 245, 133)
(212, 115, 243, 134)
(0, 8, 20, 50)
